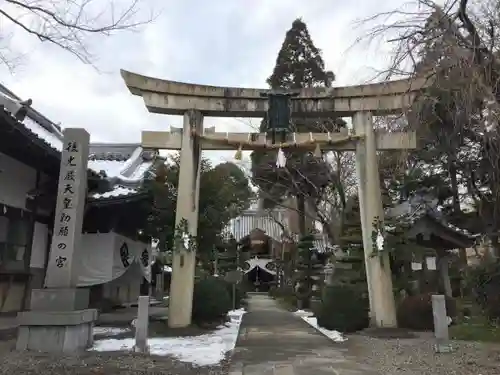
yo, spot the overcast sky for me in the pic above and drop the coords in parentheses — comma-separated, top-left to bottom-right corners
(0, 0, 418, 165)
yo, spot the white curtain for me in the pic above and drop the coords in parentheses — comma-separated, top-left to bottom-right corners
(77, 232, 151, 286)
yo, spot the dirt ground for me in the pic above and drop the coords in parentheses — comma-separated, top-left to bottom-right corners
(0, 340, 230, 375)
(347, 331, 500, 375)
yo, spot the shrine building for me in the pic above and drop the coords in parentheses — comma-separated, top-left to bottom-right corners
(224, 199, 334, 291)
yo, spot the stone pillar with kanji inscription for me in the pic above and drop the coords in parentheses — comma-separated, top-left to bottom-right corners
(45, 129, 89, 288)
(16, 128, 98, 353)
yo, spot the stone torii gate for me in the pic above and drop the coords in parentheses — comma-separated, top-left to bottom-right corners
(120, 69, 427, 328)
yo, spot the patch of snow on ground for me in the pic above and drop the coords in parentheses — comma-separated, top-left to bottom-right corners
(303, 316, 346, 342)
(91, 308, 246, 367)
(93, 327, 130, 336)
(293, 310, 346, 342)
(294, 309, 313, 318)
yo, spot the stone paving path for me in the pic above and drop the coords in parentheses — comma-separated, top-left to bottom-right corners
(229, 293, 379, 375)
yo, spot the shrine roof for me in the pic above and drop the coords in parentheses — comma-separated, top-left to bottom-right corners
(0, 85, 156, 202)
(87, 144, 157, 202)
(386, 193, 477, 249)
(224, 206, 334, 252)
(224, 209, 286, 242)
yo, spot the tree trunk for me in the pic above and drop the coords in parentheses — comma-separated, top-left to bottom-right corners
(297, 195, 306, 236)
(448, 161, 468, 268)
(296, 195, 311, 309)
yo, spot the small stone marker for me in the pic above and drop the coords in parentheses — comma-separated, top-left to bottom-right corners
(225, 270, 244, 310)
(431, 294, 453, 353)
(134, 295, 149, 353)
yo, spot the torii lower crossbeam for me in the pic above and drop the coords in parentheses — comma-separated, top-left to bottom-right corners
(142, 130, 416, 151)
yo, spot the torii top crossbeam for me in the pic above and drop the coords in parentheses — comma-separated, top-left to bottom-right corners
(120, 70, 429, 118)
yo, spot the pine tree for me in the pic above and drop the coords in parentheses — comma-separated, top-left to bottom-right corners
(294, 234, 325, 307)
(336, 196, 367, 292)
(216, 237, 242, 275)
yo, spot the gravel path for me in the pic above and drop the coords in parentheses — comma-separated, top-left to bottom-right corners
(346, 332, 500, 375)
(0, 340, 229, 375)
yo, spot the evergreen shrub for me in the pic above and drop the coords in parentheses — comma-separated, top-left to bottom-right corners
(316, 284, 369, 333)
(191, 277, 232, 324)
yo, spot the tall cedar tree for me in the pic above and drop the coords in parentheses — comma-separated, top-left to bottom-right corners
(251, 18, 341, 235)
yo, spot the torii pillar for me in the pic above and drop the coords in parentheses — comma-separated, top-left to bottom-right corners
(169, 110, 203, 328)
(354, 111, 397, 327)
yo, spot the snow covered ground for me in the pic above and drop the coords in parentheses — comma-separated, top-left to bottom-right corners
(294, 310, 346, 342)
(93, 327, 131, 337)
(90, 308, 246, 367)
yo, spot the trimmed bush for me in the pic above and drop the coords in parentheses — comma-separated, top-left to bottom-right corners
(192, 277, 232, 325)
(397, 293, 457, 331)
(316, 284, 369, 333)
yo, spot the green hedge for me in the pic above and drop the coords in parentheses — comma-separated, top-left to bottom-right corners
(191, 277, 232, 325)
(315, 284, 369, 333)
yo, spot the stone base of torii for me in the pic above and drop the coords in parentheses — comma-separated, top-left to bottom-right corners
(120, 69, 427, 329)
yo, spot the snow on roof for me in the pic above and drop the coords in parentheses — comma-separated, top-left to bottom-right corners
(22, 115, 64, 152)
(89, 186, 139, 200)
(87, 144, 156, 200)
(0, 85, 156, 202)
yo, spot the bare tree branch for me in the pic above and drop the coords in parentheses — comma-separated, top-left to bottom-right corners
(354, 0, 500, 253)
(0, 0, 158, 67)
